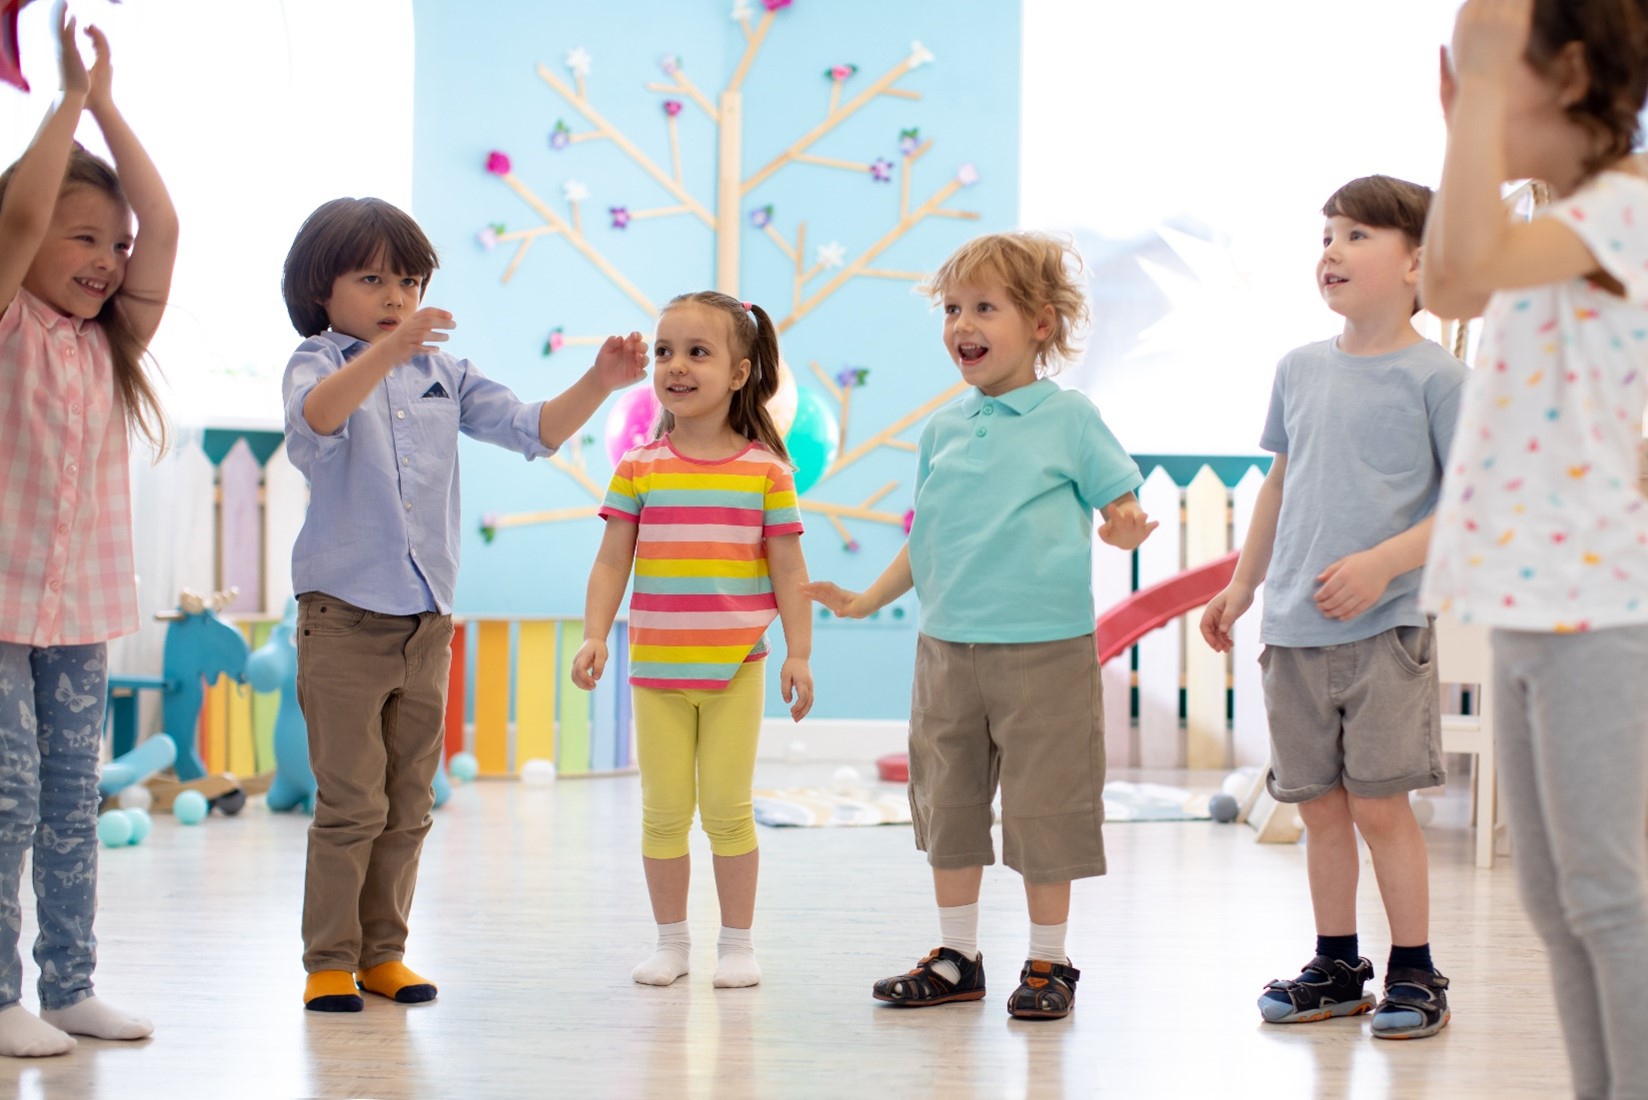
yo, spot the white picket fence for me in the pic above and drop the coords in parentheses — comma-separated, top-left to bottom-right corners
(1097, 460, 1271, 771)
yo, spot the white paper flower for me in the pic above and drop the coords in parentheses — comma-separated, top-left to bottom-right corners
(566, 47, 593, 77)
(563, 180, 590, 203)
(816, 241, 846, 269)
(731, 1, 754, 19)
(955, 164, 980, 187)
(909, 41, 935, 68)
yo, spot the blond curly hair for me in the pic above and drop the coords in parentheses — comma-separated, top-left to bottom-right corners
(921, 231, 1089, 374)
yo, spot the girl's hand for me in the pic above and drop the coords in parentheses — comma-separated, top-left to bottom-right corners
(84, 22, 112, 113)
(570, 639, 606, 690)
(55, 2, 88, 96)
(780, 656, 813, 722)
(1449, 0, 1534, 85)
(1313, 549, 1394, 622)
(800, 580, 871, 619)
(592, 331, 649, 393)
(1098, 500, 1158, 551)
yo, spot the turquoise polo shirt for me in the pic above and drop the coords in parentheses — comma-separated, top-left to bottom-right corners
(908, 380, 1142, 644)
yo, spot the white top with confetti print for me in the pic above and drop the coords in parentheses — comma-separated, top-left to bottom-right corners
(1422, 171, 1648, 632)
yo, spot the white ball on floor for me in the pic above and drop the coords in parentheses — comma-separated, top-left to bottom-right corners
(831, 765, 861, 794)
(785, 740, 807, 765)
(116, 785, 153, 811)
(1409, 793, 1436, 827)
(519, 758, 557, 785)
(1220, 771, 1252, 798)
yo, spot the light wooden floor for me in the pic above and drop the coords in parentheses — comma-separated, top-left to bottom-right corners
(1, 762, 1563, 1100)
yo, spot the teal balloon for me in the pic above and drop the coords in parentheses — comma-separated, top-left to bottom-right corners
(785, 387, 839, 496)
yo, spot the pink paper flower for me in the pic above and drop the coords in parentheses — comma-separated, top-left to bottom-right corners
(902, 509, 915, 535)
(485, 151, 511, 176)
(610, 206, 631, 229)
(826, 63, 857, 82)
(664, 100, 683, 118)
(870, 158, 895, 183)
(763, 0, 792, 10)
(543, 328, 565, 356)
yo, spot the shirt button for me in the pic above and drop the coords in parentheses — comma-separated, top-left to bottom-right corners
(70, 403, 81, 415)
(401, 457, 410, 466)
(66, 463, 77, 475)
(975, 427, 987, 437)
(404, 501, 413, 511)
(48, 580, 60, 592)
(983, 405, 994, 416)
(57, 524, 67, 534)
(396, 410, 407, 419)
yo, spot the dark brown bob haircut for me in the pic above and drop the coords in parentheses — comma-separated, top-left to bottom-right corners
(1322, 175, 1433, 249)
(281, 197, 439, 337)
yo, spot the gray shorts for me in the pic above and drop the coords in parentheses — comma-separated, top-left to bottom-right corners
(1260, 624, 1445, 803)
(906, 633, 1106, 884)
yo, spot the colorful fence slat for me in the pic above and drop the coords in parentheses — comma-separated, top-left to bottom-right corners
(474, 620, 512, 775)
(555, 620, 591, 776)
(218, 439, 261, 615)
(515, 621, 556, 768)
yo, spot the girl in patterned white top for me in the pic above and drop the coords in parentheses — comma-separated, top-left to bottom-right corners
(1422, 2, 1648, 1095)
(0, 7, 174, 1057)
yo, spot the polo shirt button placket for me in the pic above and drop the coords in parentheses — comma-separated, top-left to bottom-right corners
(976, 426, 987, 437)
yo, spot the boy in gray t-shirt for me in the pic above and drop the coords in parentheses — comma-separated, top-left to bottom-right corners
(1200, 176, 1467, 1041)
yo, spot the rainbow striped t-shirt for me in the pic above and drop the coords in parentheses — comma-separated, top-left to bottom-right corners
(599, 436, 804, 689)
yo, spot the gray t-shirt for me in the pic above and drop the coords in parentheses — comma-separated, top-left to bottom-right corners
(1260, 337, 1467, 646)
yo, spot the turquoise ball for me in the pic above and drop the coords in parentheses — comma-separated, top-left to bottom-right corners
(97, 811, 134, 848)
(173, 789, 209, 825)
(449, 752, 479, 783)
(124, 807, 152, 844)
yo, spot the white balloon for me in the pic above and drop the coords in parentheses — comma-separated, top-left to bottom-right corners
(831, 765, 861, 794)
(519, 758, 558, 786)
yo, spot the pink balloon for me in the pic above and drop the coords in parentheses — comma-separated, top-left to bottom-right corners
(604, 386, 661, 468)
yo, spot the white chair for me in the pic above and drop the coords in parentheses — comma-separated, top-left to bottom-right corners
(1435, 616, 1499, 869)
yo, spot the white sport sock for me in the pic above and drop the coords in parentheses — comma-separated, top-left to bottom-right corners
(932, 902, 980, 984)
(1029, 920, 1068, 964)
(0, 1004, 75, 1057)
(714, 925, 761, 988)
(632, 921, 692, 986)
(40, 996, 152, 1041)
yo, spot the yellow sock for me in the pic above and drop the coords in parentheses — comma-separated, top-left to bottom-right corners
(304, 970, 362, 1013)
(358, 961, 438, 1004)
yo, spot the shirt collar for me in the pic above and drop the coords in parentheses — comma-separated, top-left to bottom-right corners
(315, 328, 370, 360)
(960, 378, 1057, 418)
(17, 287, 89, 335)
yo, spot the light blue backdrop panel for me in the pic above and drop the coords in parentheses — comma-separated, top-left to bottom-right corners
(412, 1, 1021, 719)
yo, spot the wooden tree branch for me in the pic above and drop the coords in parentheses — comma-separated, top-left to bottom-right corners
(817, 382, 966, 486)
(537, 63, 714, 227)
(498, 172, 656, 314)
(726, 10, 775, 93)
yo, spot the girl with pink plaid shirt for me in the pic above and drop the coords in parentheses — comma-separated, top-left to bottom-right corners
(0, 7, 175, 1057)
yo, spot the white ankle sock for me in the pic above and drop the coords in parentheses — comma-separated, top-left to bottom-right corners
(0, 1004, 75, 1057)
(932, 902, 981, 984)
(632, 921, 692, 986)
(713, 925, 761, 988)
(1029, 920, 1068, 964)
(41, 996, 153, 1041)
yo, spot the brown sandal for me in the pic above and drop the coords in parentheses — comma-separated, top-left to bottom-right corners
(872, 947, 986, 1006)
(1006, 958, 1080, 1019)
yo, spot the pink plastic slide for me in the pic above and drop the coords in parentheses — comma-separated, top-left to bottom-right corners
(874, 550, 1242, 782)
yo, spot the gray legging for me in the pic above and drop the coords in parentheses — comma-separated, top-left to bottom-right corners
(1493, 626, 1648, 1100)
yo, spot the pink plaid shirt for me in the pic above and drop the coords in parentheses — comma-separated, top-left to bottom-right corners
(0, 288, 138, 646)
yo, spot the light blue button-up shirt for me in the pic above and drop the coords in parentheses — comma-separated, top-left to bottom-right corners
(908, 380, 1141, 643)
(281, 331, 553, 614)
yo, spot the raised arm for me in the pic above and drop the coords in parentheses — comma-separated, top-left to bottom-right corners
(0, 5, 88, 312)
(538, 332, 648, 449)
(82, 23, 176, 346)
(1422, 9, 1599, 319)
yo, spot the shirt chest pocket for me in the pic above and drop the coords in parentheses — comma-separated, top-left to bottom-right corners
(1359, 403, 1426, 476)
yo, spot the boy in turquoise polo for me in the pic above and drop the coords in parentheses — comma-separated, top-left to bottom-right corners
(805, 231, 1153, 1020)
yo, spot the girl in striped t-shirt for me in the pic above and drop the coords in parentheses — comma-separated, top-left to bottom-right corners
(574, 292, 814, 989)
(0, 13, 173, 1056)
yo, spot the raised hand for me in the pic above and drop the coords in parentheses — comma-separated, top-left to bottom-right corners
(592, 331, 649, 392)
(383, 306, 454, 365)
(84, 22, 111, 113)
(1449, 0, 1534, 85)
(55, 2, 87, 96)
(1098, 498, 1159, 551)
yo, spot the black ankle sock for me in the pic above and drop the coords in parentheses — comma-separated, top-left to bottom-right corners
(1316, 934, 1360, 967)
(1388, 943, 1433, 975)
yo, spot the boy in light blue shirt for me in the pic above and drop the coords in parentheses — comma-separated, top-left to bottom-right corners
(280, 196, 647, 1012)
(806, 232, 1152, 1020)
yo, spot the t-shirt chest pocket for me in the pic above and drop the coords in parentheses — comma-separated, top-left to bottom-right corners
(1359, 403, 1425, 476)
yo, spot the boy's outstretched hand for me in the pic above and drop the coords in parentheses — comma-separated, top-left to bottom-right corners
(1098, 497, 1158, 551)
(593, 332, 648, 392)
(800, 580, 873, 620)
(570, 639, 605, 691)
(781, 656, 813, 722)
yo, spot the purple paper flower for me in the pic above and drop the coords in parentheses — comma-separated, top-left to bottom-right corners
(485, 151, 511, 176)
(870, 158, 895, 183)
(748, 205, 774, 229)
(835, 366, 869, 389)
(550, 120, 572, 150)
(664, 99, 683, 118)
(610, 206, 631, 229)
(476, 224, 505, 250)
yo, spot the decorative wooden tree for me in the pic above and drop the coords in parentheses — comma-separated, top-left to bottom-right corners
(477, 0, 980, 549)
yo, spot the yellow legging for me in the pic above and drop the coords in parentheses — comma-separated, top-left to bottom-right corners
(633, 661, 765, 860)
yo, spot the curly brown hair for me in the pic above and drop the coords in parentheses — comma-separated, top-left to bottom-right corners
(1528, 0, 1648, 176)
(921, 232, 1089, 374)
